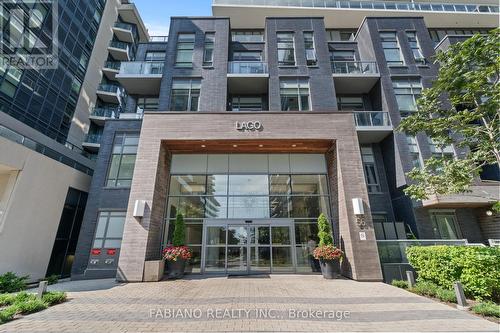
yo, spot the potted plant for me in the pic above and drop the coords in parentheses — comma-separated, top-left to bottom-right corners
(313, 213, 343, 279)
(163, 212, 192, 279)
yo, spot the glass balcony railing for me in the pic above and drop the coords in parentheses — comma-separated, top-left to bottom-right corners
(109, 41, 131, 55)
(114, 22, 134, 31)
(97, 84, 121, 94)
(149, 36, 169, 42)
(231, 34, 265, 43)
(103, 61, 121, 71)
(354, 111, 391, 127)
(331, 61, 378, 74)
(84, 133, 103, 144)
(90, 107, 119, 119)
(228, 61, 268, 74)
(213, 0, 499, 13)
(119, 61, 165, 75)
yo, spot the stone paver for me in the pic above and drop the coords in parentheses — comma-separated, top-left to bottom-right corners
(0, 275, 498, 332)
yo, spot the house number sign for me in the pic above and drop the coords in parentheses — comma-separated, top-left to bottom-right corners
(236, 121, 263, 131)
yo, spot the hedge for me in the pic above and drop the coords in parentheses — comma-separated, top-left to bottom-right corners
(406, 245, 500, 301)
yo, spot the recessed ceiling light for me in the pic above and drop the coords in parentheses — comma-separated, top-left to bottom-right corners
(259, 144, 264, 147)
(233, 144, 238, 148)
(201, 145, 206, 148)
(292, 144, 297, 147)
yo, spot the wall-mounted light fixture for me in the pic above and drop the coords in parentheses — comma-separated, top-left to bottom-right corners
(133, 200, 146, 218)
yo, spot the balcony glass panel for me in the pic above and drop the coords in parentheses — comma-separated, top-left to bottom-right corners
(228, 61, 268, 74)
(104, 61, 121, 71)
(119, 62, 164, 75)
(354, 112, 391, 127)
(97, 84, 120, 93)
(331, 61, 378, 74)
(91, 107, 118, 118)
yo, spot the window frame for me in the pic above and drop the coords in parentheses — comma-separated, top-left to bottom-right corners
(405, 31, 426, 64)
(392, 77, 422, 117)
(380, 31, 404, 66)
(277, 32, 296, 66)
(203, 32, 215, 67)
(303, 31, 317, 66)
(360, 145, 382, 193)
(175, 33, 195, 68)
(279, 78, 310, 111)
(105, 132, 139, 188)
(91, 211, 127, 249)
(170, 78, 201, 111)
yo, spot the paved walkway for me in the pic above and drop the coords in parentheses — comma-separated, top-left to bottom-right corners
(1, 275, 498, 332)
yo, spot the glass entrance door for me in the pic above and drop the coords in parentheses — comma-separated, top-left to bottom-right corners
(202, 221, 295, 274)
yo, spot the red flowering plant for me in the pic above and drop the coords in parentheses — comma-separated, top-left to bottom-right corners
(313, 245, 343, 261)
(162, 246, 192, 261)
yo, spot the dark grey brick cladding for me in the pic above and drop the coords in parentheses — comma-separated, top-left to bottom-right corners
(71, 119, 142, 279)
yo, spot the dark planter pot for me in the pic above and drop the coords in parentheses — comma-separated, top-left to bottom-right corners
(319, 259, 341, 279)
(166, 258, 186, 279)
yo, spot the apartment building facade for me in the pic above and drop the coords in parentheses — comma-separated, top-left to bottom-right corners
(0, 0, 149, 281)
(70, 0, 499, 282)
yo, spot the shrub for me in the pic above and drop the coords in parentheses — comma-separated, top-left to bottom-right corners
(0, 272, 29, 293)
(172, 212, 186, 246)
(14, 299, 47, 314)
(406, 245, 500, 301)
(435, 288, 457, 303)
(471, 302, 500, 318)
(391, 280, 409, 289)
(42, 291, 66, 305)
(412, 281, 439, 297)
(0, 305, 17, 324)
(317, 213, 333, 246)
(0, 293, 17, 306)
(44, 275, 59, 285)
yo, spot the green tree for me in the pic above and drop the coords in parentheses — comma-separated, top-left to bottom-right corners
(172, 212, 186, 246)
(398, 29, 500, 206)
(317, 213, 333, 246)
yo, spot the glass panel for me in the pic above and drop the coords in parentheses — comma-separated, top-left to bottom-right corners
(92, 239, 103, 248)
(167, 196, 205, 218)
(169, 175, 206, 195)
(272, 226, 291, 245)
(206, 226, 226, 245)
(204, 247, 225, 271)
(294, 223, 319, 245)
(171, 155, 207, 174)
(95, 215, 108, 238)
(270, 196, 291, 218)
(291, 175, 328, 195)
(228, 226, 248, 245)
(434, 214, 459, 239)
(270, 175, 291, 194)
(255, 226, 270, 244)
(296, 246, 320, 272)
(207, 155, 229, 173)
(227, 247, 247, 271)
(103, 239, 121, 248)
(204, 196, 228, 218)
(206, 175, 228, 195)
(185, 246, 201, 273)
(289, 154, 327, 173)
(229, 175, 269, 195)
(228, 196, 270, 218)
(269, 154, 290, 173)
(228, 155, 268, 172)
(272, 247, 293, 272)
(106, 215, 125, 238)
(250, 246, 271, 272)
(291, 196, 330, 218)
(185, 224, 203, 244)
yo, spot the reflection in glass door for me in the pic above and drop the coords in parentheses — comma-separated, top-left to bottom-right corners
(202, 221, 295, 274)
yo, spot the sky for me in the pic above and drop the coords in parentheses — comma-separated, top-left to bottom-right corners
(134, 0, 212, 36)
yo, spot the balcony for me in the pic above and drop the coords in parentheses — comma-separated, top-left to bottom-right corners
(354, 111, 393, 143)
(212, 0, 498, 29)
(107, 41, 131, 61)
(82, 133, 102, 152)
(331, 61, 379, 93)
(102, 61, 121, 80)
(116, 61, 164, 95)
(89, 107, 119, 125)
(149, 36, 168, 42)
(96, 84, 122, 104)
(112, 22, 135, 43)
(227, 61, 269, 94)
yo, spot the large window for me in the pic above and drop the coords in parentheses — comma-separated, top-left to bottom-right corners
(203, 32, 215, 66)
(106, 133, 139, 187)
(330, 49, 355, 61)
(136, 97, 159, 113)
(428, 137, 454, 159)
(145, 52, 165, 62)
(92, 212, 126, 249)
(361, 146, 381, 193)
(337, 96, 364, 110)
(170, 79, 201, 111)
(277, 32, 295, 66)
(304, 32, 317, 66)
(280, 79, 310, 111)
(406, 31, 425, 64)
(175, 33, 195, 68)
(325, 29, 356, 41)
(430, 211, 460, 239)
(231, 96, 263, 111)
(392, 77, 422, 117)
(406, 135, 422, 169)
(380, 31, 404, 66)
(233, 51, 262, 62)
(231, 30, 264, 43)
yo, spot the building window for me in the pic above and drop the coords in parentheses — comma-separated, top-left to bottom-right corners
(277, 32, 295, 66)
(231, 30, 264, 43)
(361, 146, 381, 193)
(145, 52, 165, 62)
(380, 31, 404, 66)
(233, 51, 262, 61)
(203, 32, 215, 66)
(330, 49, 355, 62)
(280, 79, 310, 111)
(406, 135, 422, 169)
(430, 211, 460, 239)
(175, 33, 195, 68)
(428, 137, 454, 159)
(337, 96, 364, 110)
(325, 29, 356, 41)
(231, 96, 263, 111)
(304, 32, 317, 66)
(392, 78, 422, 117)
(428, 29, 489, 46)
(106, 133, 139, 187)
(92, 211, 126, 249)
(136, 97, 159, 113)
(170, 79, 201, 111)
(406, 31, 425, 64)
